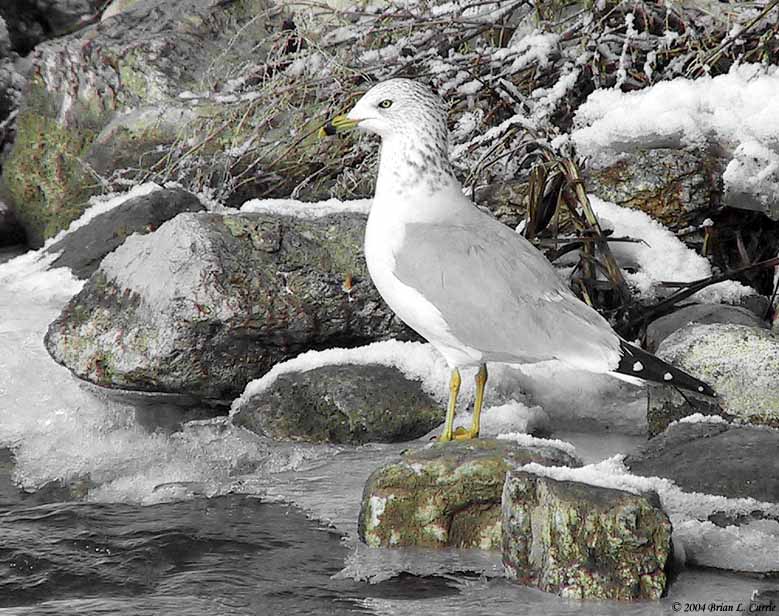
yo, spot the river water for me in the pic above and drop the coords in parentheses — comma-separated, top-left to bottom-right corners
(0, 245, 776, 615)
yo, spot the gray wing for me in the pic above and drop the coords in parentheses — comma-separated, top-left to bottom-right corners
(393, 215, 621, 371)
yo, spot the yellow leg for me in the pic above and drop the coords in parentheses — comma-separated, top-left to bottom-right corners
(454, 364, 488, 440)
(438, 368, 461, 442)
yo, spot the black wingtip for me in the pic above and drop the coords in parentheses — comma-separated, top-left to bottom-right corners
(617, 339, 716, 397)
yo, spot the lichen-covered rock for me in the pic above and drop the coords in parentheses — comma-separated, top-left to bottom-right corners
(501, 470, 671, 600)
(45, 211, 412, 402)
(584, 147, 723, 230)
(358, 439, 580, 550)
(625, 421, 779, 502)
(232, 363, 441, 444)
(645, 303, 768, 352)
(46, 187, 205, 278)
(647, 323, 779, 434)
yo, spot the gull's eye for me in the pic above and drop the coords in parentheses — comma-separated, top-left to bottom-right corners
(378, 99, 393, 109)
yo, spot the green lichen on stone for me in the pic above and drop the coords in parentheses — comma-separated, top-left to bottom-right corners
(651, 324, 779, 432)
(358, 439, 580, 550)
(2, 94, 101, 244)
(502, 471, 671, 601)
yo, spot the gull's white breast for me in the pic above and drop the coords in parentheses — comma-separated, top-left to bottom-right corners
(364, 195, 483, 368)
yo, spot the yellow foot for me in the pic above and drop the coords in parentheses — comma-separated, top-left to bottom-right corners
(452, 426, 479, 441)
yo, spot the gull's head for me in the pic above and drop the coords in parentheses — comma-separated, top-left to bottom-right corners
(322, 78, 448, 142)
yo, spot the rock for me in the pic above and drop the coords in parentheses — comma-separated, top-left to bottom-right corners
(0, 0, 365, 246)
(358, 439, 580, 550)
(647, 323, 779, 434)
(0, 1, 101, 55)
(584, 147, 723, 230)
(473, 179, 528, 229)
(645, 303, 768, 352)
(45, 187, 205, 278)
(625, 421, 779, 502)
(0, 197, 25, 246)
(232, 363, 441, 444)
(45, 211, 412, 402)
(501, 470, 671, 600)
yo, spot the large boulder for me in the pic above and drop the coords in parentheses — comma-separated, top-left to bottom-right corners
(358, 438, 580, 550)
(45, 210, 411, 402)
(45, 187, 205, 278)
(232, 363, 441, 444)
(647, 323, 779, 434)
(501, 470, 671, 600)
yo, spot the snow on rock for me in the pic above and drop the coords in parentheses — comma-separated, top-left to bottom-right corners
(47, 182, 163, 247)
(233, 341, 649, 436)
(723, 140, 779, 209)
(672, 413, 729, 427)
(0, 185, 165, 302)
(572, 64, 779, 214)
(232, 341, 453, 413)
(497, 431, 577, 457)
(590, 196, 753, 303)
(573, 64, 779, 156)
(239, 197, 372, 218)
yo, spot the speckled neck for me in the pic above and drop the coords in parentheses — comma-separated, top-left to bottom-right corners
(375, 132, 458, 199)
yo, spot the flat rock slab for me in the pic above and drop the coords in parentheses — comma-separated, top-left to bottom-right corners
(358, 439, 580, 550)
(502, 470, 671, 600)
(625, 421, 779, 502)
(46, 188, 205, 278)
(232, 363, 442, 445)
(648, 323, 779, 434)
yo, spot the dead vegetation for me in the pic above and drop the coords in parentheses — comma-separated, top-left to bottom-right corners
(130, 0, 779, 332)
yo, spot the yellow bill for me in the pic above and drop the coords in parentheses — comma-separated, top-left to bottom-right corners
(319, 114, 360, 138)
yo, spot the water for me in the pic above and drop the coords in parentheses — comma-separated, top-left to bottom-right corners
(0, 246, 777, 614)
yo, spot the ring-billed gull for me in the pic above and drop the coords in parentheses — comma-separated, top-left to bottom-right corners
(321, 78, 714, 442)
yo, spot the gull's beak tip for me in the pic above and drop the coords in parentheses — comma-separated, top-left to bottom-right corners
(319, 114, 359, 138)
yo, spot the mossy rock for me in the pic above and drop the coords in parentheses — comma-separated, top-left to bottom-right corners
(502, 470, 671, 600)
(358, 438, 580, 550)
(233, 363, 441, 445)
(647, 323, 779, 435)
(45, 211, 412, 402)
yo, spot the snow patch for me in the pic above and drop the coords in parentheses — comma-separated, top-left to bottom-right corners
(672, 413, 729, 427)
(447, 400, 551, 437)
(573, 64, 779, 155)
(589, 196, 753, 303)
(239, 197, 372, 218)
(497, 432, 577, 457)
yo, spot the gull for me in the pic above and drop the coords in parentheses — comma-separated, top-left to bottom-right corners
(321, 78, 715, 442)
